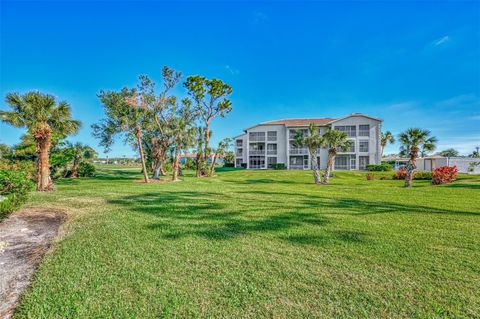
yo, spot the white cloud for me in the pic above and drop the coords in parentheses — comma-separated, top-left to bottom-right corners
(225, 65, 240, 75)
(433, 35, 450, 46)
(252, 11, 269, 24)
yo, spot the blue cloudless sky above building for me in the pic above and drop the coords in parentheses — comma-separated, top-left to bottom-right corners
(1, 0, 479, 156)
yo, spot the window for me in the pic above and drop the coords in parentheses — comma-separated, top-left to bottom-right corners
(236, 149, 243, 157)
(335, 155, 355, 170)
(359, 125, 370, 137)
(249, 132, 265, 142)
(236, 139, 243, 147)
(235, 159, 243, 167)
(359, 156, 369, 170)
(267, 144, 277, 155)
(249, 156, 265, 169)
(338, 140, 355, 153)
(289, 142, 308, 154)
(249, 143, 265, 155)
(267, 157, 277, 168)
(359, 140, 369, 152)
(335, 125, 356, 137)
(289, 128, 308, 139)
(267, 131, 277, 141)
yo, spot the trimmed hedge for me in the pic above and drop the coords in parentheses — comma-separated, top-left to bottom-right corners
(271, 163, 286, 170)
(0, 170, 34, 219)
(367, 163, 393, 171)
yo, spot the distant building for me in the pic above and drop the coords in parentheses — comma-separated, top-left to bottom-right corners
(234, 113, 382, 170)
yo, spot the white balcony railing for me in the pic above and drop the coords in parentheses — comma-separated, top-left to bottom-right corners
(267, 150, 277, 155)
(289, 164, 304, 170)
(249, 150, 265, 155)
(289, 149, 308, 155)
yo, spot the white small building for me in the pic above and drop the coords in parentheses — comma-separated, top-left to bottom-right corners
(234, 113, 383, 170)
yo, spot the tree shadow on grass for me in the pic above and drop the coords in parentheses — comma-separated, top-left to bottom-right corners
(239, 190, 480, 217)
(446, 183, 480, 190)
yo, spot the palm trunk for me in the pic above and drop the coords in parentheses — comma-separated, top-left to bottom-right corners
(152, 160, 162, 179)
(135, 129, 149, 183)
(309, 150, 321, 184)
(71, 157, 80, 178)
(405, 156, 417, 188)
(172, 149, 180, 182)
(209, 153, 218, 176)
(323, 150, 335, 184)
(203, 121, 211, 176)
(35, 131, 53, 191)
(195, 153, 202, 177)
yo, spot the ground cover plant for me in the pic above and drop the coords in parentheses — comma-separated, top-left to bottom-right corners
(11, 166, 480, 318)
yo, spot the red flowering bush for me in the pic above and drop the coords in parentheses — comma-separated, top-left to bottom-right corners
(432, 166, 458, 185)
(394, 167, 407, 180)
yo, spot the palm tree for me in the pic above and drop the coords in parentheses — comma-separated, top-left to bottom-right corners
(399, 128, 437, 188)
(294, 124, 324, 184)
(66, 142, 97, 177)
(321, 129, 353, 184)
(1, 92, 80, 191)
(381, 131, 395, 157)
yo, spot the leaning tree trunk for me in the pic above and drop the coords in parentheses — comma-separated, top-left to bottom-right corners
(405, 156, 417, 188)
(172, 149, 181, 182)
(209, 153, 218, 177)
(323, 151, 336, 184)
(35, 126, 53, 191)
(195, 153, 202, 178)
(309, 150, 321, 184)
(135, 129, 149, 183)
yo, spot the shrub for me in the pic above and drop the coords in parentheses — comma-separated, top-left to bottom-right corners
(78, 162, 96, 177)
(414, 171, 433, 180)
(432, 166, 458, 185)
(367, 163, 393, 171)
(393, 168, 407, 180)
(184, 159, 196, 170)
(0, 170, 34, 219)
(0, 159, 36, 181)
(366, 172, 375, 180)
(271, 163, 286, 170)
(223, 163, 235, 168)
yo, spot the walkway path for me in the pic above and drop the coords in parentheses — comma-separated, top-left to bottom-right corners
(0, 208, 65, 318)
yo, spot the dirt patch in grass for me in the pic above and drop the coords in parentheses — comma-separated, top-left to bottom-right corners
(0, 208, 66, 318)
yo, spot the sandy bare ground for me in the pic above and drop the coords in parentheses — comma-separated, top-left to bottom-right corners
(0, 208, 65, 318)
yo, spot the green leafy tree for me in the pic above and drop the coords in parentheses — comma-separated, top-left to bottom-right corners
(209, 138, 232, 176)
(1, 92, 80, 191)
(438, 148, 459, 158)
(93, 88, 150, 183)
(184, 76, 232, 176)
(399, 128, 437, 188)
(169, 99, 197, 182)
(294, 124, 324, 184)
(381, 131, 395, 157)
(137, 66, 183, 179)
(0, 143, 13, 160)
(321, 129, 353, 184)
(470, 146, 480, 158)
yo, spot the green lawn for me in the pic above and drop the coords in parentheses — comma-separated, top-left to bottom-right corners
(14, 167, 480, 318)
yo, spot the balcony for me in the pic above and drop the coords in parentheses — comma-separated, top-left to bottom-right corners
(267, 150, 277, 155)
(289, 148, 308, 155)
(249, 149, 265, 155)
(236, 150, 243, 157)
(289, 164, 304, 170)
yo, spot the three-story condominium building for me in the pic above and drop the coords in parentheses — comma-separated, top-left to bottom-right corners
(234, 113, 382, 170)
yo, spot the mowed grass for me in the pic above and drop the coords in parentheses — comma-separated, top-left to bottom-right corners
(14, 166, 480, 318)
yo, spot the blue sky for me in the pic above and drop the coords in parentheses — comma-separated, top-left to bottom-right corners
(1, 0, 479, 157)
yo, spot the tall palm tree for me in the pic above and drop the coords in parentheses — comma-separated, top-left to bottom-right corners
(321, 129, 353, 184)
(1, 92, 80, 191)
(399, 128, 437, 188)
(294, 123, 324, 184)
(381, 131, 395, 157)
